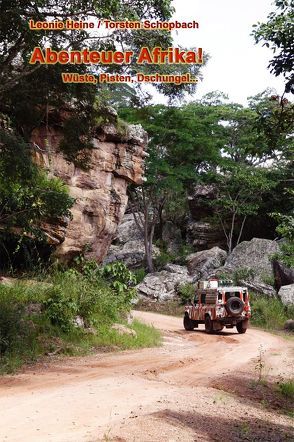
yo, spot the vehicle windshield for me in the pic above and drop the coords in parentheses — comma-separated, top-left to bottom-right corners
(225, 292, 241, 301)
(218, 279, 233, 287)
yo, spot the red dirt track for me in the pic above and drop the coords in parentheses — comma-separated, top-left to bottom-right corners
(0, 311, 293, 441)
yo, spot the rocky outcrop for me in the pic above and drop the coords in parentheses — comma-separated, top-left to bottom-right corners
(111, 323, 137, 337)
(187, 184, 225, 251)
(30, 114, 147, 263)
(104, 212, 160, 268)
(221, 238, 280, 296)
(186, 221, 225, 251)
(136, 264, 192, 301)
(278, 284, 294, 305)
(186, 247, 227, 278)
(273, 259, 294, 291)
(188, 184, 216, 220)
(237, 281, 276, 297)
(162, 221, 183, 254)
(284, 320, 294, 331)
(224, 238, 279, 278)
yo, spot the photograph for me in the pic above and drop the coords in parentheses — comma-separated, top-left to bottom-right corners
(0, 0, 293, 440)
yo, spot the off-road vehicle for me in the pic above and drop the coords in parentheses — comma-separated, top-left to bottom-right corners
(183, 279, 251, 334)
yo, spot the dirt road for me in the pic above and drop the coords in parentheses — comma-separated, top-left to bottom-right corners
(0, 311, 293, 442)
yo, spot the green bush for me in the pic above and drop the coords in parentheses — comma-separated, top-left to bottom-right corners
(250, 294, 293, 330)
(154, 251, 175, 270)
(0, 283, 43, 371)
(178, 283, 195, 305)
(47, 268, 135, 327)
(132, 267, 146, 284)
(0, 261, 160, 373)
(233, 267, 255, 284)
(43, 287, 78, 332)
(279, 380, 294, 399)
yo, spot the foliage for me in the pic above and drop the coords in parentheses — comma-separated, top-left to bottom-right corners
(154, 250, 175, 270)
(279, 380, 294, 399)
(0, 129, 74, 265)
(232, 268, 256, 285)
(252, 0, 294, 93)
(122, 93, 293, 262)
(122, 102, 223, 271)
(255, 344, 266, 383)
(88, 319, 161, 350)
(178, 283, 195, 305)
(0, 286, 35, 356)
(132, 268, 146, 284)
(250, 294, 293, 330)
(44, 286, 78, 332)
(0, 262, 158, 373)
(210, 164, 276, 253)
(271, 211, 294, 268)
(247, 92, 294, 162)
(76, 258, 138, 302)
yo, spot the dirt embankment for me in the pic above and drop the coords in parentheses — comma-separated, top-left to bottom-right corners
(0, 311, 293, 442)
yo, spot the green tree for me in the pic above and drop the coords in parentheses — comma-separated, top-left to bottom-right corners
(0, 0, 202, 102)
(252, 0, 294, 93)
(122, 93, 293, 262)
(0, 0, 204, 168)
(271, 189, 294, 268)
(210, 164, 276, 254)
(0, 127, 73, 265)
(121, 103, 222, 271)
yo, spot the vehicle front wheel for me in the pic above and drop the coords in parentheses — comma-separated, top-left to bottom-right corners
(184, 314, 194, 331)
(236, 321, 247, 334)
(205, 315, 213, 333)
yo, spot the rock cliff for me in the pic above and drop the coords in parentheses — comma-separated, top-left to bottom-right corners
(187, 184, 226, 250)
(30, 112, 148, 263)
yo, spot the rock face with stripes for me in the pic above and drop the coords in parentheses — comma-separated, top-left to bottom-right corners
(30, 110, 148, 263)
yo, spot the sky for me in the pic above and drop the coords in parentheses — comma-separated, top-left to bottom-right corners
(153, 0, 286, 105)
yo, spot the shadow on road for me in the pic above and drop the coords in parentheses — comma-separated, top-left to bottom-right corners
(152, 409, 293, 441)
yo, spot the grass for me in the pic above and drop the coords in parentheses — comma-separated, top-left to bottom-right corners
(0, 266, 162, 374)
(59, 319, 162, 354)
(279, 380, 294, 399)
(250, 294, 294, 331)
(0, 315, 162, 374)
(135, 298, 183, 317)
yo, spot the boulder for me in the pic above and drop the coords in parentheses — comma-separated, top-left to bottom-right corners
(187, 184, 225, 250)
(223, 238, 280, 295)
(162, 221, 183, 254)
(186, 221, 226, 251)
(284, 319, 294, 332)
(105, 212, 160, 268)
(278, 284, 294, 305)
(73, 315, 85, 328)
(136, 264, 193, 301)
(105, 240, 146, 268)
(186, 247, 227, 278)
(111, 213, 143, 244)
(272, 259, 294, 291)
(238, 281, 277, 297)
(111, 323, 137, 337)
(187, 184, 216, 220)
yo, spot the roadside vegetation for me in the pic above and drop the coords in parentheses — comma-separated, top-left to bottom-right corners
(0, 261, 161, 374)
(250, 294, 294, 331)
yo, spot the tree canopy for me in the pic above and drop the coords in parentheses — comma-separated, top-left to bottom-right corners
(252, 0, 294, 94)
(120, 90, 294, 263)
